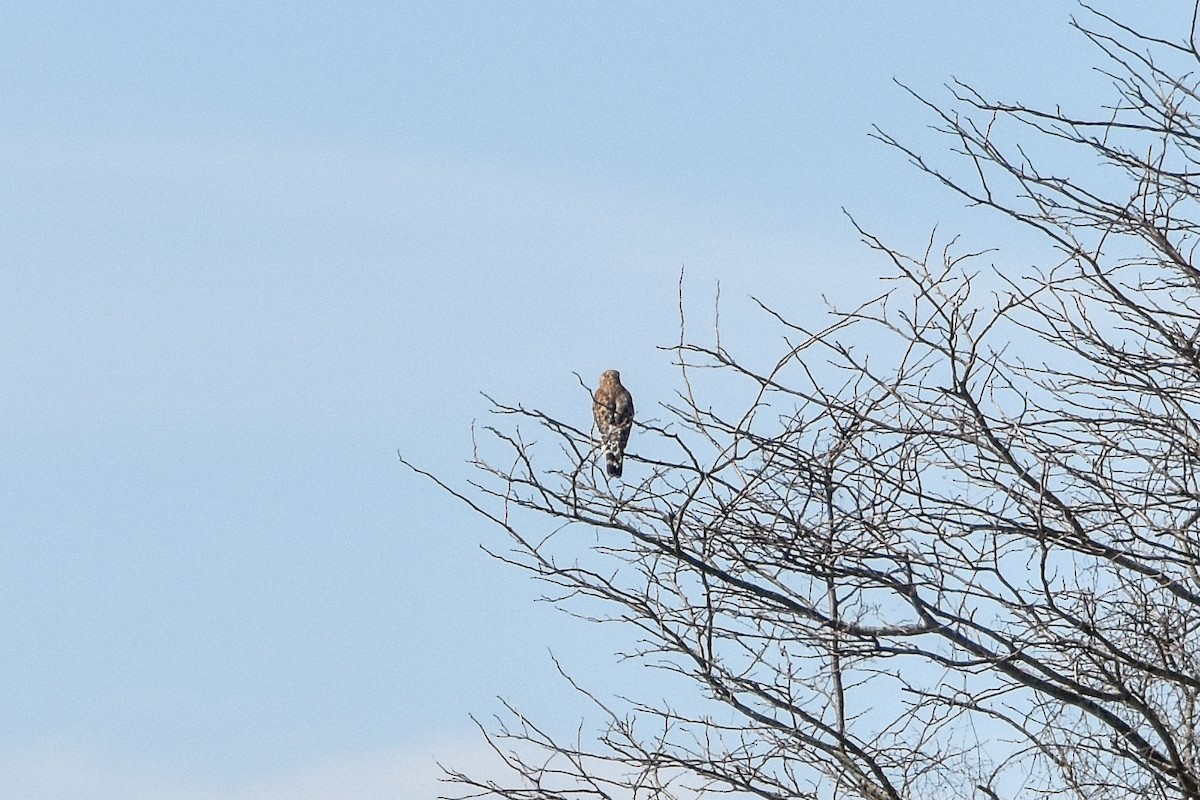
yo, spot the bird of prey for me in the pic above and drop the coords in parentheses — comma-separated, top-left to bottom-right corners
(593, 369, 634, 478)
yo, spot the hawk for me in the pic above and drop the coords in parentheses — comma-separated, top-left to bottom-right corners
(593, 369, 634, 478)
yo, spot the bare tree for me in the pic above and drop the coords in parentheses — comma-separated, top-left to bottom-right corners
(403, 4, 1200, 799)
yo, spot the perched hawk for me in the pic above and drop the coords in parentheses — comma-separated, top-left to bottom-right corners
(593, 369, 634, 478)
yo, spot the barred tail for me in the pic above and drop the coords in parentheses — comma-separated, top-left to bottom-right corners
(599, 428, 626, 478)
(606, 449, 624, 478)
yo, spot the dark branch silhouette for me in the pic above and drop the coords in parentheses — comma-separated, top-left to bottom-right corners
(404, 4, 1200, 799)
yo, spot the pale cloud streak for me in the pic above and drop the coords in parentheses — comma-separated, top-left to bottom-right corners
(0, 738, 502, 800)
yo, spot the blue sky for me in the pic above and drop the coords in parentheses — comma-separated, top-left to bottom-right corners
(0, 2, 1182, 797)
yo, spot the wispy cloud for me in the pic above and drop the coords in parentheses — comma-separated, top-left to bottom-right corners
(0, 739, 500, 800)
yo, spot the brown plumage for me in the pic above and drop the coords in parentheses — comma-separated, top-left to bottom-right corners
(593, 369, 634, 478)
